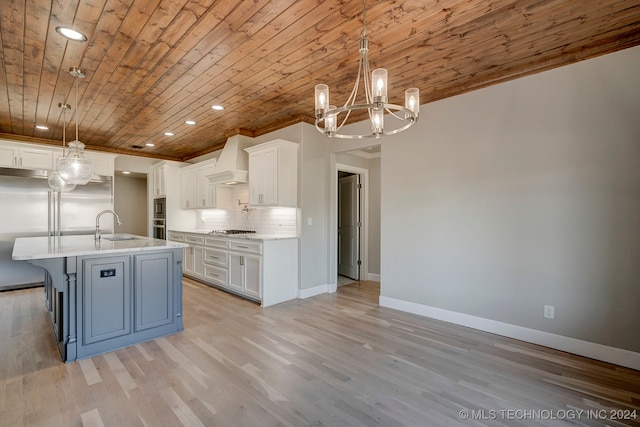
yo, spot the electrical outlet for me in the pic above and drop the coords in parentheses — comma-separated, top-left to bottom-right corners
(544, 305, 555, 319)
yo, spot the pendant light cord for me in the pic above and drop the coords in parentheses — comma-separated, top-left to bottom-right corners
(75, 72, 79, 142)
(62, 106, 66, 155)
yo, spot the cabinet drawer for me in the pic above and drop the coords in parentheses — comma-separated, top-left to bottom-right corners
(167, 232, 184, 242)
(204, 237, 228, 249)
(184, 235, 204, 245)
(203, 249, 227, 268)
(229, 240, 262, 254)
(203, 265, 227, 287)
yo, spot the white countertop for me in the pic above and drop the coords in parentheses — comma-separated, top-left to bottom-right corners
(168, 229, 297, 241)
(12, 234, 188, 261)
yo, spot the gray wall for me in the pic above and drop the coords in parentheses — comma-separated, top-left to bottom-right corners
(369, 156, 381, 275)
(381, 46, 640, 352)
(114, 175, 148, 236)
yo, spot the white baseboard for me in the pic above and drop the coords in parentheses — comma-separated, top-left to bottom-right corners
(298, 284, 331, 299)
(379, 296, 640, 371)
(367, 273, 380, 282)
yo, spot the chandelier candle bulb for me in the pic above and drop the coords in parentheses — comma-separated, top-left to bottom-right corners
(315, 84, 329, 114)
(372, 109, 384, 136)
(405, 88, 420, 117)
(372, 68, 388, 100)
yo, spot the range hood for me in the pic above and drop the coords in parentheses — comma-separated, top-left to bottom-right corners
(206, 135, 250, 185)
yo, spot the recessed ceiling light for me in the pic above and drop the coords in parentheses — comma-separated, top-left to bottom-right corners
(211, 105, 224, 111)
(122, 171, 131, 175)
(185, 120, 196, 125)
(35, 125, 49, 130)
(164, 132, 174, 136)
(55, 26, 87, 42)
(146, 143, 155, 147)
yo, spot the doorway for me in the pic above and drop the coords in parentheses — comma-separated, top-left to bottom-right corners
(114, 172, 148, 236)
(338, 172, 361, 284)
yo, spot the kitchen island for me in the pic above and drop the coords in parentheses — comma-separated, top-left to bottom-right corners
(12, 234, 188, 362)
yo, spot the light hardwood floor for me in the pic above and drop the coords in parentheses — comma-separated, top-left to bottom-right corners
(1, 279, 639, 427)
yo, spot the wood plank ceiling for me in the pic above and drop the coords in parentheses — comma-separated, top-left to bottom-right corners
(1, 0, 639, 161)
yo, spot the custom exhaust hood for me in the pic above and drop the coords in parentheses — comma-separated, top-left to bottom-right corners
(206, 135, 250, 185)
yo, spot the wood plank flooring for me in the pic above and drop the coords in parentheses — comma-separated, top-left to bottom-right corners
(1, 279, 639, 426)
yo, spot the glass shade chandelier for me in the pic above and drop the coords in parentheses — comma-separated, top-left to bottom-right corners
(314, 0, 419, 139)
(48, 103, 77, 192)
(56, 67, 94, 185)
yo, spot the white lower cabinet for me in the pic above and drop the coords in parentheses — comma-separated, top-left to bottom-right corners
(229, 252, 261, 299)
(182, 235, 204, 279)
(168, 231, 297, 306)
(183, 246, 203, 278)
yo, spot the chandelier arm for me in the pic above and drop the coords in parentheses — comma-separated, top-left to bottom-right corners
(335, 108, 353, 132)
(385, 109, 408, 121)
(345, 62, 361, 107)
(363, 52, 372, 104)
(344, 47, 366, 108)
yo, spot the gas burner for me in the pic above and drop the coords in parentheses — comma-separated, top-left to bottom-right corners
(208, 229, 257, 235)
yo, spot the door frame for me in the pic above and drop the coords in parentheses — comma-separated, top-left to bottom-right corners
(338, 172, 361, 281)
(328, 162, 369, 292)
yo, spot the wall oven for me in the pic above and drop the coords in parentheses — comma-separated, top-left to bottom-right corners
(152, 218, 166, 240)
(153, 197, 166, 239)
(153, 197, 166, 218)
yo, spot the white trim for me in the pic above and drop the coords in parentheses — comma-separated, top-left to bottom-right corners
(367, 273, 380, 282)
(348, 149, 381, 159)
(379, 296, 640, 371)
(298, 284, 331, 299)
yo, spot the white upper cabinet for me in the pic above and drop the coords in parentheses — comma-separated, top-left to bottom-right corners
(152, 164, 166, 197)
(180, 168, 197, 208)
(180, 159, 232, 209)
(0, 141, 52, 170)
(245, 139, 298, 207)
(84, 151, 114, 177)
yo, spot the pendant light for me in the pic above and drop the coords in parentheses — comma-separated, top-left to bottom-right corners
(314, 0, 419, 139)
(48, 103, 76, 192)
(57, 67, 94, 185)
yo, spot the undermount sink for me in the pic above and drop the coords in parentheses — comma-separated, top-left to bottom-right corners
(102, 234, 141, 241)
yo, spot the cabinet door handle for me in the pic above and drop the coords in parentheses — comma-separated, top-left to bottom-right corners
(240, 255, 244, 266)
(202, 199, 206, 206)
(236, 245, 248, 249)
(259, 194, 263, 203)
(14, 157, 18, 166)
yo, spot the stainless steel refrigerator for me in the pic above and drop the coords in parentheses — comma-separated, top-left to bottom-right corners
(0, 168, 113, 291)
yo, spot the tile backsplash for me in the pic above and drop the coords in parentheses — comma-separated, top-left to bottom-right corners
(196, 185, 297, 235)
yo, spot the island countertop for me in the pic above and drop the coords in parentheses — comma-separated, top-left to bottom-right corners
(12, 234, 188, 261)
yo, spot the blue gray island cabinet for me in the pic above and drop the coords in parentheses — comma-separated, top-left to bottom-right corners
(12, 234, 188, 362)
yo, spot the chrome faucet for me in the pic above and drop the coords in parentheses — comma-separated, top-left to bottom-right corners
(95, 210, 123, 240)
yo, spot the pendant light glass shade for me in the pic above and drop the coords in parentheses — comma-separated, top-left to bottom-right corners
(54, 67, 94, 185)
(48, 102, 76, 192)
(48, 170, 76, 192)
(57, 140, 94, 185)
